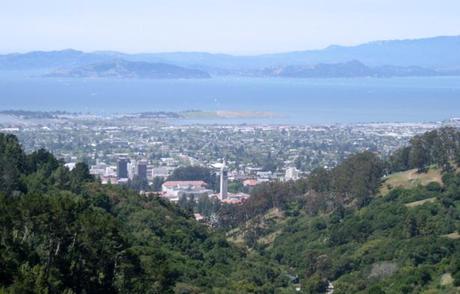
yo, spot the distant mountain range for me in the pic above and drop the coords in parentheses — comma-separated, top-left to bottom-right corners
(46, 60, 210, 79)
(1, 35, 460, 78)
(261, 60, 459, 78)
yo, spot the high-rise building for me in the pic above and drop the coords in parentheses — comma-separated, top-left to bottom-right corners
(220, 160, 228, 200)
(137, 161, 148, 180)
(128, 159, 136, 180)
(117, 158, 129, 179)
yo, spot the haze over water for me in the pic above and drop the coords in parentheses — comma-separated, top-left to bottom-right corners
(1, 73, 460, 124)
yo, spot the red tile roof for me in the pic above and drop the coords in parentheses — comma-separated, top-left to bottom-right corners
(243, 179, 258, 186)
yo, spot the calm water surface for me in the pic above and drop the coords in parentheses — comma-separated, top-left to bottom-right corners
(0, 72, 459, 124)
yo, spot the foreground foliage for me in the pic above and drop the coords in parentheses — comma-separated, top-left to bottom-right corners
(2, 126, 460, 293)
(0, 133, 290, 293)
(264, 176, 460, 293)
(223, 127, 460, 293)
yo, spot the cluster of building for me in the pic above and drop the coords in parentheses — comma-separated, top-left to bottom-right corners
(3, 111, 459, 206)
(94, 157, 252, 204)
(89, 158, 150, 185)
(160, 162, 251, 204)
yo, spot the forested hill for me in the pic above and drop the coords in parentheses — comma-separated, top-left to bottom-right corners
(222, 127, 460, 293)
(389, 127, 460, 172)
(220, 127, 460, 228)
(0, 133, 292, 293)
(219, 151, 386, 228)
(2, 127, 460, 293)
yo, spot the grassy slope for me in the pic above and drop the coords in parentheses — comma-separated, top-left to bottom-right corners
(227, 167, 460, 293)
(231, 167, 448, 247)
(380, 165, 460, 196)
(227, 208, 288, 249)
(379, 167, 443, 195)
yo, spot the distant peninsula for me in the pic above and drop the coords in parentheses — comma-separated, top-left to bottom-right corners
(45, 59, 211, 79)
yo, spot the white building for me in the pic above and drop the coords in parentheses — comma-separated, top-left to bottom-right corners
(90, 163, 107, 177)
(161, 180, 212, 202)
(285, 167, 300, 181)
(151, 166, 174, 178)
(257, 171, 273, 181)
(64, 162, 76, 171)
(90, 162, 118, 184)
(128, 159, 137, 180)
(160, 157, 178, 166)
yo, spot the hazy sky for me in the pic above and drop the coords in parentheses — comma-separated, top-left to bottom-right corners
(2, 0, 460, 54)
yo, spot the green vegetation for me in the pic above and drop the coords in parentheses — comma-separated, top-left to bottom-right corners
(221, 127, 460, 293)
(379, 166, 444, 195)
(389, 127, 460, 173)
(219, 151, 384, 229)
(264, 179, 460, 293)
(0, 133, 291, 293)
(2, 126, 460, 293)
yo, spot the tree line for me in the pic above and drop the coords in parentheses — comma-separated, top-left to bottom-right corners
(0, 133, 294, 293)
(218, 127, 460, 228)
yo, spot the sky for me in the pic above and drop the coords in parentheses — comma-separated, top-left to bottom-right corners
(1, 0, 460, 54)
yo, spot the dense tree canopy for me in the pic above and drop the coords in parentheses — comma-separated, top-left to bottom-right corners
(2, 127, 460, 293)
(0, 133, 292, 293)
(219, 151, 384, 228)
(265, 172, 460, 293)
(220, 127, 460, 293)
(390, 127, 460, 172)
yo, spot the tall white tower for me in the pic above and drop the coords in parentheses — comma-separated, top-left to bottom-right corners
(220, 160, 228, 200)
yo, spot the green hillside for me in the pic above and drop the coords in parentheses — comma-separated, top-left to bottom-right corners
(222, 127, 460, 293)
(379, 167, 444, 196)
(226, 168, 460, 293)
(380, 164, 460, 196)
(0, 133, 291, 293)
(2, 127, 460, 293)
